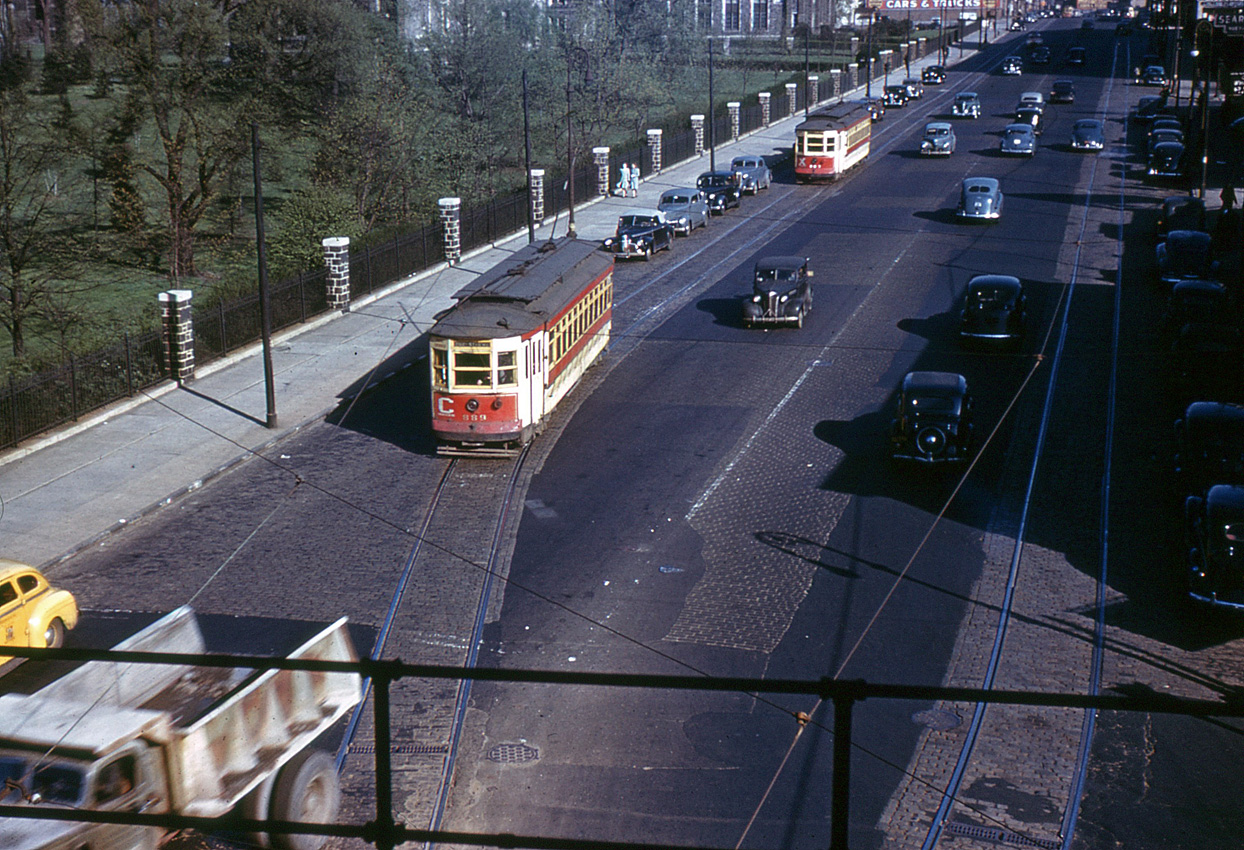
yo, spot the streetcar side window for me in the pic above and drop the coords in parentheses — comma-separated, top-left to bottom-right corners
(453, 349, 492, 387)
(497, 351, 517, 386)
(432, 346, 448, 389)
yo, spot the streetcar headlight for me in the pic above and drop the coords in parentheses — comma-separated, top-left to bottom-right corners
(491, 398, 503, 411)
(465, 398, 480, 413)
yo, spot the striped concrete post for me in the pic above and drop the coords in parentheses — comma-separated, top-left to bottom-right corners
(691, 114, 705, 156)
(158, 289, 194, 385)
(438, 197, 461, 266)
(759, 91, 771, 126)
(727, 102, 740, 141)
(647, 129, 663, 174)
(530, 169, 545, 223)
(592, 147, 610, 196)
(322, 236, 350, 312)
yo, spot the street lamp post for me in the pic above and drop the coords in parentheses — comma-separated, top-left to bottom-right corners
(866, 8, 874, 98)
(564, 46, 592, 239)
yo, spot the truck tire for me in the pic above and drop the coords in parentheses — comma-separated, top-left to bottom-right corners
(270, 749, 340, 850)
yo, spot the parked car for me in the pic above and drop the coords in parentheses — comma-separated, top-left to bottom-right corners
(957, 177, 1004, 220)
(742, 256, 814, 328)
(1000, 124, 1038, 156)
(1185, 484, 1244, 609)
(1071, 119, 1105, 150)
(922, 65, 947, 84)
(1026, 32, 1044, 48)
(902, 78, 925, 99)
(883, 84, 910, 107)
(1001, 55, 1023, 75)
(1014, 105, 1044, 135)
(1031, 45, 1052, 64)
(730, 156, 772, 194)
(1157, 195, 1207, 240)
(1068, 46, 1087, 65)
(1018, 91, 1046, 112)
(1140, 64, 1168, 86)
(1050, 80, 1075, 103)
(1134, 94, 1169, 121)
(1147, 128, 1184, 161)
(1010, 18, 1025, 30)
(953, 91, 982, 117)
(602, 209, 674, 260)
(959, 275, 1026, 344)
(1157, 230, 1217, 288)
(889, 372, 974, 464)
(920, 122, 957, 156)
(0, 560, 79, 654)
(657, 189, 709, 235)
(1149, 141, 1186, 179)
(1168, 278, 1232, 330)
(1175, 401, 1244, 496)
(1150, 117, 1183, 137)
(696, 171, 742, 214)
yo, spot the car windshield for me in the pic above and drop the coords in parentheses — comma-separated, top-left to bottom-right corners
(1005, 129, 1030, 139)
(969, 286, 1015, 307)
(756, 268, 800, 283)
(619, 216, 657, 228)
(30, 762, 86, 805)
(968, 185, 991, 193)
(661, 195, 689, 206)
(906, 395, 958, 415)
(698, 175, 729, 188)
(1054, 83, 1072, 93)
(926, 127, 949, 137)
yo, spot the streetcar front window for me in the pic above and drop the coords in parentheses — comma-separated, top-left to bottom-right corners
(453, 349, 493, 387)
(497, 351, 517, 386)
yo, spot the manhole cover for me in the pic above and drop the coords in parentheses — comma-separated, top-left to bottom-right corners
(912, 708, 962, 730)
(488, 743, 539, 764)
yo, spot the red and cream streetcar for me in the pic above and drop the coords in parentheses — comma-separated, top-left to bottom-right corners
(794, 102, 872, 183)
(429, 237, 614, 455)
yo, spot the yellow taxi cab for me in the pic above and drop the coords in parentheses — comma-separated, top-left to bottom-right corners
(0, 559, 79, 653)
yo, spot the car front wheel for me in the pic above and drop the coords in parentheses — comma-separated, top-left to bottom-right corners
(43, 618, 65, 649)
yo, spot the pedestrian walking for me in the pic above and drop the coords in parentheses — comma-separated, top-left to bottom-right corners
(615, 162, 630, 197)
(628, 163, 640, 198)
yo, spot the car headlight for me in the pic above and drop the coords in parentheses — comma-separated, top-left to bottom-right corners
(779, 294, 789, 303)
(752, 294, 762, 303)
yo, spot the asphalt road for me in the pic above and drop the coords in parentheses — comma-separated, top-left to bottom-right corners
(30, 17, 1244, 850)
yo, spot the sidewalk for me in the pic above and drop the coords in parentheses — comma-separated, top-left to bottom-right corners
(0, 41, 969, 570)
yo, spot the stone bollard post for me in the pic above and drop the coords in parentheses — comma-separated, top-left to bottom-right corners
(592, 147, 611, 197)
(917, 37, 927, 59)
(850, 36, 860, 61)
(530, 169, 545, 223)
(830, 68, 842, 97)
(727, 102, 740, 141)
(808, 75, 819, 107)
(322, 236, 350, 312)
(849, 62, 859, 91)
(647, 129, 663, 174)
(158, 289, 194, 385)
(878, 50, 892, 80)
(438, 197, 461, 265)
(691, 114, 705, 156)
(759, 91, 771, 126)
(785, 82, 798, 117)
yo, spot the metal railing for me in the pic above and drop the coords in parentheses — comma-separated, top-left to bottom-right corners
(1, 643, 1241, 850)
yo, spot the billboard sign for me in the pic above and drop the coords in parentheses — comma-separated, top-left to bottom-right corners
(869, 0, 1000, 8)
(1207, 6, 1244, 31)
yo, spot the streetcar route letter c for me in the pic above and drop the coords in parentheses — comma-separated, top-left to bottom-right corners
(437, 397, 454, 416)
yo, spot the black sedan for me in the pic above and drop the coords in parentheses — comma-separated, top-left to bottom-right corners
(602, 209, 674, 260)
(742, 256, 814, 329)
(922, 65, 947, 84)
(1157, 230, 1217, 288)
(1149, 141, 1186, 179)
(1157, 195, 1207, 240)
(695, 171, 742, 214)
(890, 372, 974, 464)
(1071, 119, 1105, 151)
(882, 85, 910, 107)
(959, 275, 1026, 344)
(1050, 80, 1075, 103)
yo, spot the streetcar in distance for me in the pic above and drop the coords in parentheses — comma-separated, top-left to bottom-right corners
(429, 237, 614, 456)
(794, 102, 871, 183)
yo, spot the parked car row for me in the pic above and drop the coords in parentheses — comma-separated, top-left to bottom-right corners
(602, 156, 772, 260)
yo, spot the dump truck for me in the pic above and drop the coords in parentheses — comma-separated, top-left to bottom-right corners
(0, 606, 361, 850)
